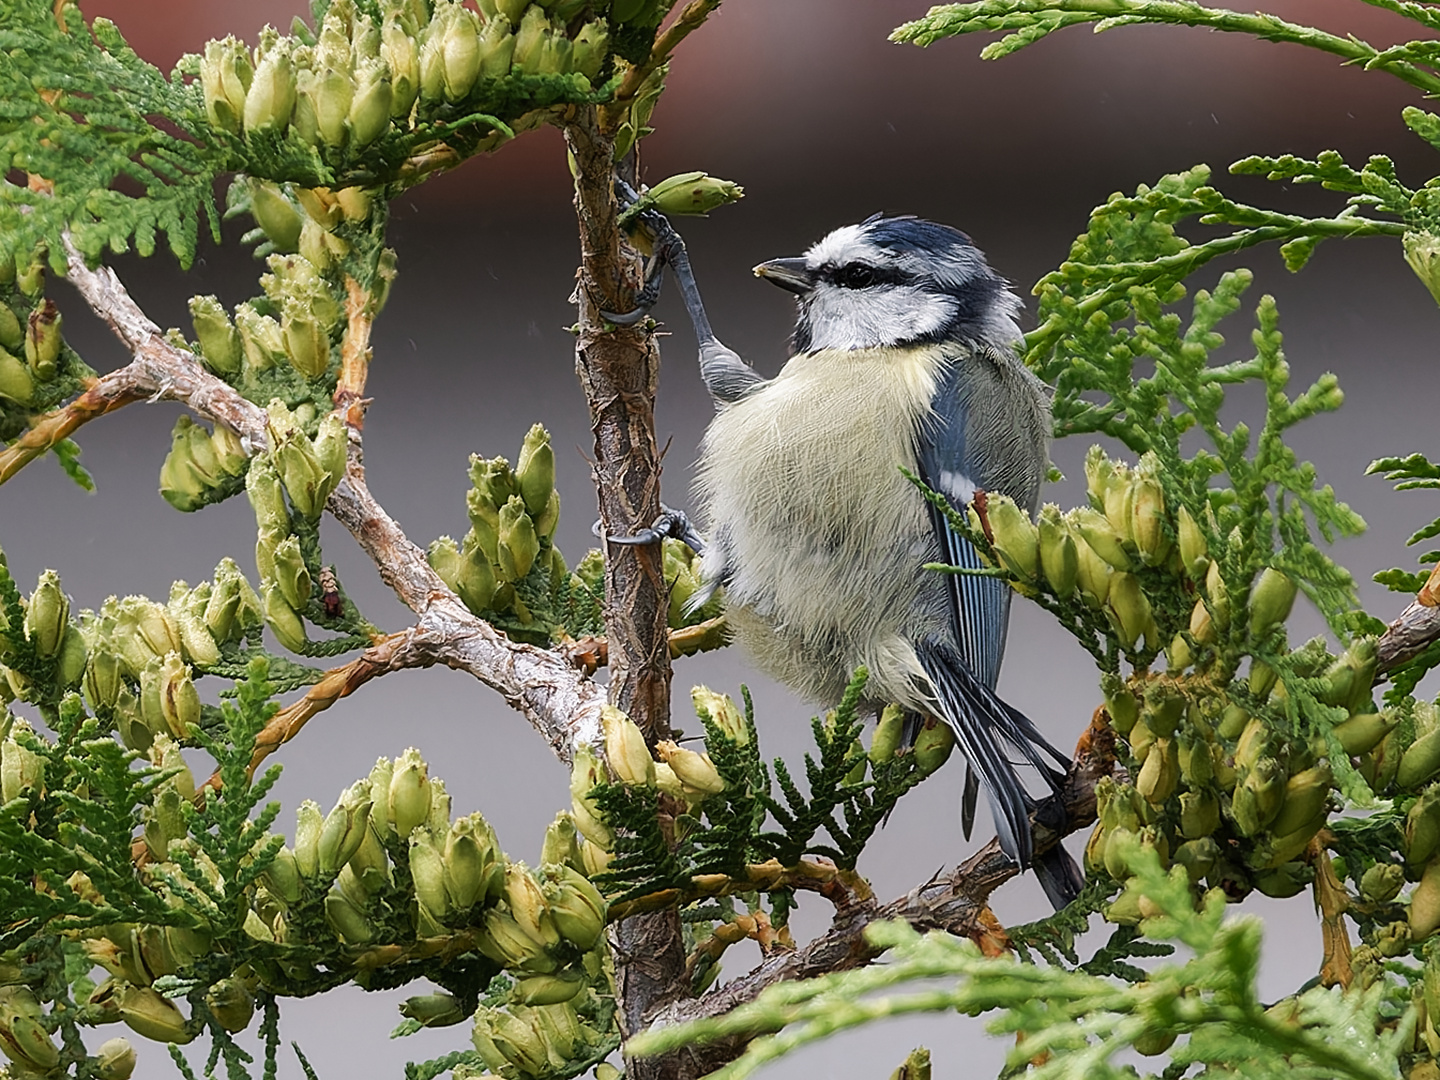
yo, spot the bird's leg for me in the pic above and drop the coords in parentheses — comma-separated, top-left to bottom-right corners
(606, 180, 765, 404)
(594, 505, 706, 552)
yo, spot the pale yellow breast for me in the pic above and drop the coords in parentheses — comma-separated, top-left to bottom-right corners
(695, 345, 952, 702)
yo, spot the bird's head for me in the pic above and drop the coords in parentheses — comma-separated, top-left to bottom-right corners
(754, 214, 1023, 354)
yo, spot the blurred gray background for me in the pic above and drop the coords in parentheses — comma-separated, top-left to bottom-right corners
(5, 0, 1439, 1075)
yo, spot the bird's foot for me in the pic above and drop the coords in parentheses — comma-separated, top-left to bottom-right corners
(594, 505, 706, 552)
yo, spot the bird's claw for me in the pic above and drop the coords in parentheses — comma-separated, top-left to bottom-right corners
(600, 181, 690, 325)
(596, 506, 706, 553)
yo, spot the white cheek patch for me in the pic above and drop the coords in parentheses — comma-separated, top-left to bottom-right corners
(803, 285, 957, 351)
(938, 470, 976, 505)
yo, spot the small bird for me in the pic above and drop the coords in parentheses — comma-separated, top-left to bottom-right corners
(614, 210, 1080, 907)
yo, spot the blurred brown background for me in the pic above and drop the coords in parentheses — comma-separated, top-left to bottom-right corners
(5, 1, 1440, 1075)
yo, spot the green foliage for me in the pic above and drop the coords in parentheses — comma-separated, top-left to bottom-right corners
(629, 844, 1407, 1080)
(592, 673, 943, 907)
(0, 0, 225, 271)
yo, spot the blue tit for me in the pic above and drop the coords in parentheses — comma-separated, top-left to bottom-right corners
(677, 213, 1080, 908)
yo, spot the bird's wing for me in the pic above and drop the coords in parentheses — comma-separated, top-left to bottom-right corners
(913, 352, 1071, 866)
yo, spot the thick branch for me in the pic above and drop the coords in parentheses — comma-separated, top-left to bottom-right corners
(641, 710, 1118, 1060)
(57, 241, 605, 762)
(566, 104, 687, 1078)
(1377, 595, 1440, 674)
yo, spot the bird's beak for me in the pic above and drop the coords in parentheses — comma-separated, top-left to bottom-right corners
(753, 257, 815, 295)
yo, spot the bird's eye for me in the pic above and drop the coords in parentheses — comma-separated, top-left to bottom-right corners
(836, 263, 876, 289)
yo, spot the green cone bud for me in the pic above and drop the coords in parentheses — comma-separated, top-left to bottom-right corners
(1414, 859, 1440, 941)
(409, 827, 452, 917)
(155, 652, 200, 739)
(1071, 507, 1132, 572)
(117, 986, 193, 1045)
(294, 799, 324, 880)
(513, 973, 583, 1006)
(0, 306, 19, 354)
(1272, 761, 1332, 837)
(24, 300, 62, 381)
(1248, 567, 1297, 640)
(1037, 504, 1077, 598)
(84, 647, 124, 712)
(325, 886, 375, 944)
(24, 570, 68, 658)
(271, 534, 313, 611)
(542, 863, 605, 950)
(188, 295, 243, 375)
(478, 908, 555, 972)
(234, 303, 285, 371)
(1360, 861, 1405, 904)
(1176, 505, 1207, 578)
(281, 304, 329, 380)
(205, 562, 247, 644)
(443, 4, 483, 100)
(201, 37, 253, 134)
(1135, 737, 1178, 805)
(515, 424, 555, 517)
(0, 724, 44, 803)
(246, 454, 291, 535)
(1174, 837, 1218, 884)
(400, 992, 466, 1028)
(1072, 530, 1111, 609)
(1106, 572, 1151, 650)
(262, 585, 308, 651)
(512, 5, 548, 73)
(1404, 229, 1440, 308)
(656, 739, 724, 797)
(390, 747, 433, 839)
(244, 42, 297, 135)
(505, 862, 560, 948)
(1129, 463, 1168, 566)
(314, 65, 354, 148)
(913, 716, 955, 776)
(1409, 787, 1440, 870)
(347, 58, 393, 146)
(869, 702, 904, 764)
(601, 705, 654, 786)
(647, 171, 745, 217)
(1400, 727, 1440, 790)
(95, 1036, 138, 1080)
(0, 347, 34, 405)
(262, 846, 302, 903)
(268, 405, 343, 521)
(446, 811, 503, 910)
(478, 15, 517, 77)
(983, 493, 1039, 585)
(1330, 710, 1394, 758)
(0, 995, 60, 1073)
(382, 17, 420, 116)
(569, 744, 613, 848)
(318, 779, 373, 876)
(1178, 789, 1219, 839)
(540, 811, 581, 871)
(205, 978, 254, 1034)
(571, 20, 608, 80)
(248, 181, 304, 252)
(497, 496, 540, 581)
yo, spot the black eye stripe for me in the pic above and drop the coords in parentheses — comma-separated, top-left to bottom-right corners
(823, 262, 907, 289)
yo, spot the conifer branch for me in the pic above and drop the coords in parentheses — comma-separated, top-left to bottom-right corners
(642, 712, 1118, 1042)
(57, 234, 607, 764)
(612, 0, 721, 108)
(892, 0, 1440, 95)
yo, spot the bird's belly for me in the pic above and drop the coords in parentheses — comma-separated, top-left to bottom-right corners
(695, 347, 950, 704)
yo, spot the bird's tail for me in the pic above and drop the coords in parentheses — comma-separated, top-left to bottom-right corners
(913, 637, 1081, 909)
